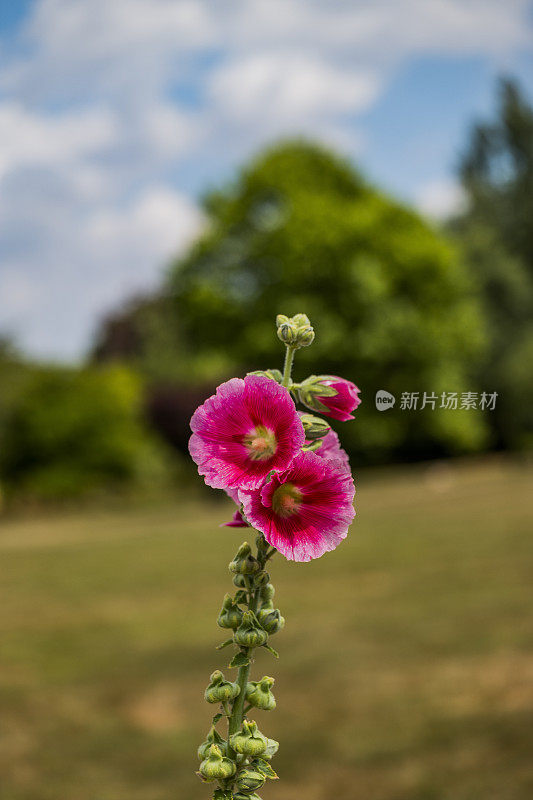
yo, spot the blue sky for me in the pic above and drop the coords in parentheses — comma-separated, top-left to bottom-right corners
(1, 0, 532, 361)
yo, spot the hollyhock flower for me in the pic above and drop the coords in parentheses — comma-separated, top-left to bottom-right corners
(314, 428, 351, 474)
(314, 376, 361, 421)
(190, 375, 305, 491)
(239, 451, 355, 562)
(222, 487, 248, 528)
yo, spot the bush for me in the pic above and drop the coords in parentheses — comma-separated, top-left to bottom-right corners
(0, 364, 169, 502)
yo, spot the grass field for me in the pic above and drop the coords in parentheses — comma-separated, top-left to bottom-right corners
(1, 457, 532, 800)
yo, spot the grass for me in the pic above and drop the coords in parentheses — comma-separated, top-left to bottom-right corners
(0, 456, 532, 800)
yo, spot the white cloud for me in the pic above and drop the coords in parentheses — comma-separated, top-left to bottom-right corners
(415, 178, 467, 219)
(0, 0, 532, 358)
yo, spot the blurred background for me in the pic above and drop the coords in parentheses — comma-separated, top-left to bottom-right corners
(1, 1, 532, 798)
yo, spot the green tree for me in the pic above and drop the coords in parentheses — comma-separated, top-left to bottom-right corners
(0, 365, 168, 501)
(166, 141, 487, 462)
(454, 78, 533, 448)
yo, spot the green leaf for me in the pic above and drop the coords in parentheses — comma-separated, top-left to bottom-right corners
(211, 712, 223, 725)
(213, 790, 233, 799)
(229, 651, 250, 669)
(216, 638, 234, 650)
(253, 759, 279, 779)
(262, 643, 279, 658)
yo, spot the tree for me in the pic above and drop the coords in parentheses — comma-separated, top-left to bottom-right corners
(0, 365, 169, 501)
(454, 78, 533, 448)
(165, 140, 487, 462)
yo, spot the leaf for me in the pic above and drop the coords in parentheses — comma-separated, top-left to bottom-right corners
(253, 759, 279, 779)
(234, 589, 248, 605)
(213, 790, 233, 799)
(229, 651, 250, 669)
(216, 638, 234, 650)
(262, 643, 279, 658)
(212, 712, 223, 725)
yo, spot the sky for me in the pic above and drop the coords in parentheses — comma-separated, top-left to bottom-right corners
(1, 0, 533, 361)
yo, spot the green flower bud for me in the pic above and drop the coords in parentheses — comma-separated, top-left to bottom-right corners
(230, 720, 267, 756)
(234, 589, 248, 605)
(297, 324, 315, 347)
(262, 738, 279, 761)
(260, 598, 275, 611)
(258, 608, 285, 635)
(233, 574, 247, 588)
(247, 369, 283, 384)
(277, 321, 298, 345)
(229, 542, 261, 575)
(233, 794, 262, 800)
(235, 767, 266, 793)
(204, 670, 240, 704)
(259, 582, 275, 602)
(217, 594, 244, 630)
(199, 744, 236, 782)
(291, 313, 310, 327)
(246, 676, 276, 711)
(254, 570, 270, 587)
(296, 374, 339, 414)
(197, 725, 226, 760)
(234, 610, 268, 648)
(299, 412, 331, 441)
(276, 313, 315, 349)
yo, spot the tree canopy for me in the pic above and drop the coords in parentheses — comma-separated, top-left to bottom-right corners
(165, 141, 487, 461)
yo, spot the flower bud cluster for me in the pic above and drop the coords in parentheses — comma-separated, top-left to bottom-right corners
(198, 537, 282, 795)
(276, 313, 315, 349)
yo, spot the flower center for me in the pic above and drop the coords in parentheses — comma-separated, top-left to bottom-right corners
(243, 426, 277, 461)
(271, 483, 303, 517)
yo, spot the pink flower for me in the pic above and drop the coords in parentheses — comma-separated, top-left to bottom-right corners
(222, 487, 248, 528)
(189, 375, 305, 491)
(315, 428, 351, 474)
(239, 451, 355, 562)
(313, 377, 361, 421)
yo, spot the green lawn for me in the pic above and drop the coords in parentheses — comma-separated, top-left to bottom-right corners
(1, 457, 532, 800)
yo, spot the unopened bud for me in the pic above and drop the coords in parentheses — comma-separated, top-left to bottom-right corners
(276, 313, 315, 349)
(262, 737, 279, 761)
(234, 610, 268, 648)
(229, 542, 261, 576)
(299, 412, 331, 441)
(277, 322, 298, 345)
(254, 570, 270, 587)
(229, 720, 267, 756)
(259, 583, 275, 602)
(197, 725, 226, 760)
(258, 608, 285, 635)
(291, 313, 310, 327)
(217, 594, 243, 630)
(235, 766, 266, 793)
(297, 324, 315, 347)
(247, 368, 283, 384)
(246, 676, 276, 711)
(204, 670, 240, 704)
(198, 744, 236, 781)
(233, 794, 262, 800)
(233, 574, 247, 588)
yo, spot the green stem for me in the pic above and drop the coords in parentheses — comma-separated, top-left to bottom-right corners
(226, 542, 264, 754)
(282, 345, 296, 388)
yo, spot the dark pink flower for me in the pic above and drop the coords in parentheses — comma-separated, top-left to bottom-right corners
(239, 451, 355, 562)
(315, 428, 351, 474)
(222, 488, 248, 528)
(314, 376, 361, 421)
(189, 375, 305, 491)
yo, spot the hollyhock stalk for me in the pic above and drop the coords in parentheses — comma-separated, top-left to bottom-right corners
(191, 313, 359, 799)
